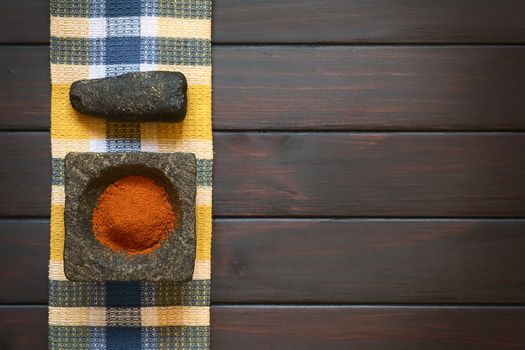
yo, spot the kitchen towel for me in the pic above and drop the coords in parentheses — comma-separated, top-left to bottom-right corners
(49, 0, 212, 348)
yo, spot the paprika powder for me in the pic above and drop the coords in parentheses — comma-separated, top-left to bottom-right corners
(92, 175, 176, 255)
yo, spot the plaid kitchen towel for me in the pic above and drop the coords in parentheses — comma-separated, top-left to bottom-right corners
(49, 0, 212, 348)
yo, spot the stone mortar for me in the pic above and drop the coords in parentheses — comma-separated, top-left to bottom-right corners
(63, 152, 196, 282)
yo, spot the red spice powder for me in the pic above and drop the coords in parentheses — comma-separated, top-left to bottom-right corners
(92, 175, 176, 255)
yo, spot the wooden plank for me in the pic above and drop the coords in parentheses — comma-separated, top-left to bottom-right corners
(0, 0, 48, 44)
(3, 306, 525, 349)
(0, 307, 48, 350)
(213, 219, 525, 303)
(2, 132, 525, 217)
(0, 47, 50, 130)
(4, 46, 525, 131)
(3, 219, 525, 304)
(3, 0, 525, 44)
(213, 132, 525, 217)
(216, 133, 525, 217)
(0, 133, 50, 217)
(212, 306, 525, 350)
(0, 220, 48, 304)
(215, 0, 525, 44)
(215, 46, 525, 130)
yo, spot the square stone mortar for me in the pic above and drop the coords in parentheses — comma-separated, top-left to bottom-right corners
(64, 152, 197, 282)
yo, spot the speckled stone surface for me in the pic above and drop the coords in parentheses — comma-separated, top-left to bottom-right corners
(63, 152, 197, 282)
(69, 71, 187, 122)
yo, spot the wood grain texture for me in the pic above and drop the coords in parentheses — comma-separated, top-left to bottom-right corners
(213, 219, 525, 303)
(212, 306, 525, 350)
(0, 47, 50, 130)
(3, 306, 525, 350)
(215, 46, 525, 130)
(214, 133, 525, 217)
(3, 219, 525, 304)
(4, 46, 525, 131)
(0, 0, 49, 44)
(3, 0, 525, 43)
(0, 133, 50, 217)
(0, 220, 48, 304)
(0, 307, 48, 350)
(2, 132, 525, 217)
(213, 0, 525, 44)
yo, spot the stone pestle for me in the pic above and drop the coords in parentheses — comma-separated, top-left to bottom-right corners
(69, 71, 187, 122)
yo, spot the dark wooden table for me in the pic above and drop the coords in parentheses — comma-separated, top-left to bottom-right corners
(1, 1, 525, 349)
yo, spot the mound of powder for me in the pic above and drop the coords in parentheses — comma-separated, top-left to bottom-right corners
(92, 175, 176, 255)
